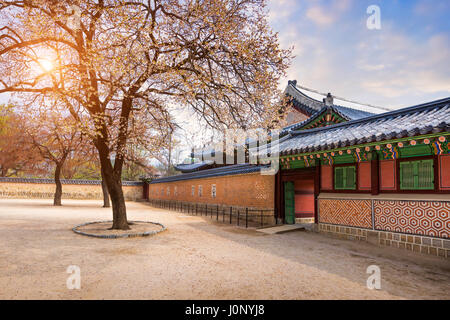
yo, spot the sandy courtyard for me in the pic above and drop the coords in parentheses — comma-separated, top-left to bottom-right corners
(0, 199, 449, 300)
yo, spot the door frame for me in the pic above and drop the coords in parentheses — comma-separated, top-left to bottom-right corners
(276, 166, 320, 224)
(284, 181, 295, 224)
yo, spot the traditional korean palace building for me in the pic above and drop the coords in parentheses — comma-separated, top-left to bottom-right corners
(147, 80, 450, 258)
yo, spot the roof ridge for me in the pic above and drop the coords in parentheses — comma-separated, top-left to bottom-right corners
(287, 81, 325, 105)
(284, 81, 377, 133)
(290, 96, 450, 137)
(151, 164, 267, 184)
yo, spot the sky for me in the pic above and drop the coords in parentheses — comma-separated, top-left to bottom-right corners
(173, 0, 450, 160)
(2, 1, 449, 163)
(268, 0, 450, 110)
(1, 0, 449, 110)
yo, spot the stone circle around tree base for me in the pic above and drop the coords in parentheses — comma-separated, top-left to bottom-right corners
(72, 220, 166, 239)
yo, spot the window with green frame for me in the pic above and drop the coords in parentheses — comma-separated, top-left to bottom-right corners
(334, 166, 356, 190)
(399, 159, 434, 190)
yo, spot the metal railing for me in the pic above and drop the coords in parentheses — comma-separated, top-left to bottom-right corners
(148, 199, 278, 229)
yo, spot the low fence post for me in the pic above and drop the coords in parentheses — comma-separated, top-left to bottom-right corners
(261, 210, 263, 228)
(216, 205, 219, 220)
(229, 207, 232, 224)
(245, 208, 248, 228)
(237, 210, 240, 226)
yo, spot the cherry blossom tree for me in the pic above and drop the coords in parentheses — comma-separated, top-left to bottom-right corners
(24, 108, 84, 206)
(0, 0, 291, 229)
(0, 105, 43, 177)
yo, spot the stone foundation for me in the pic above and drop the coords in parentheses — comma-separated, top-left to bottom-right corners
(295, 217, 315, 224)
(318, 223, 450, 259)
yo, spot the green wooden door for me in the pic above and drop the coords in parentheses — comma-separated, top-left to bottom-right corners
(284, 181, 295, 224)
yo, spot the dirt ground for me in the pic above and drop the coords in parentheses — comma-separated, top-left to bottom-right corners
(0, 199, 448, 300)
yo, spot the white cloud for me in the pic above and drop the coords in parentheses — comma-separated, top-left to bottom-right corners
(413, 0, 450, 16)
(305, 0, 352, 27)
(267, 0, 301, 23)
(357, 30, 450, 98)
(306, 6, 336, 26)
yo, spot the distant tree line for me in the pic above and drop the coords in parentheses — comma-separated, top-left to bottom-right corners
(0, 104, 157, 205)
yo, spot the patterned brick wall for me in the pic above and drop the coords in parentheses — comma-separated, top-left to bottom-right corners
(149, 172, 274, 209)
(0, 182, 143, 201)
(319, 199, 372, 228)
(374, 200, 449, 239)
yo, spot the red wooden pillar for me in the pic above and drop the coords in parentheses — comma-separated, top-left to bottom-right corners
(314, 162, 321, 224)
(371, 152, 379, 195)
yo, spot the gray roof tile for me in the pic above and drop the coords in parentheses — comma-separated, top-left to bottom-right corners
(151, 164, 267, 184)
(277, 97, 450, 155)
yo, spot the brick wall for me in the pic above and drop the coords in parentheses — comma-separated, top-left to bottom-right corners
(0, 179, 143, 201)
(149, 172, 274, 209)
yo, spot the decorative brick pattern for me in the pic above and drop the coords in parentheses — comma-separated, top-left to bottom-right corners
(319, 199, 372, 228)
(374, 200, 449, 239)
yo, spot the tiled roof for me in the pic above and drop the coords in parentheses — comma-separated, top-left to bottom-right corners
(285, 80, 325, 115)
(282, 81, 375, 135)
(332, 104, 375, 120)
(193, 83, 378, 159)
(151, 164, 267, 184)
(277, 97, 450, 156)
(0, 177, 143, 186)
(174, 161, 213, 173)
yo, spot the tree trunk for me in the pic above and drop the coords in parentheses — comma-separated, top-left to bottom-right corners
(93, 96, 133, 230)
(101, 166, 111, 208)
(97, 150, 129, 230)
(54, 164, 62, 206)
(108, 176, 129, 230)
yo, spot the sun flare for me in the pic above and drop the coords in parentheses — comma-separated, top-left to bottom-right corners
(38, 58, 54, 72)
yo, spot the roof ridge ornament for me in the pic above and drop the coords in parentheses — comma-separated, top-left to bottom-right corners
(323, 93, 334, 107)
